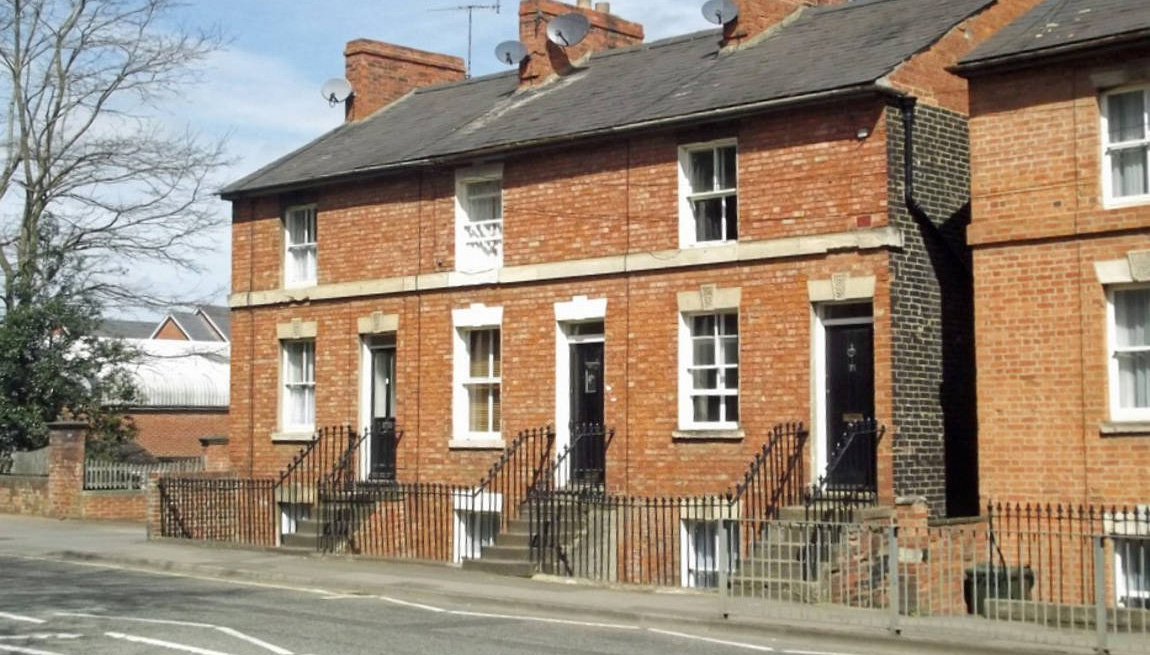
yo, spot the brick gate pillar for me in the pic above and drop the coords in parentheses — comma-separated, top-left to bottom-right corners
(47, 421, 87, 519)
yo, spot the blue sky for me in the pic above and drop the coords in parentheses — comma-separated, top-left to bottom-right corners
(159, 1, 710, 309)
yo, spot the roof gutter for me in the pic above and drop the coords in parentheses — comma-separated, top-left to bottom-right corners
(221, 83, 898, 201)
(951, 28, 1150, 77)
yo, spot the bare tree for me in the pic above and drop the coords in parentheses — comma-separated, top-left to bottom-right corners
(0, 0, 228, 312)
(0, 0, 228, 451)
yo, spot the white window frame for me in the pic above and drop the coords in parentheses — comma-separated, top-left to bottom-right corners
(1115, 537, 1149, 609)
(678, 311, 739, 430)
(281, 339, 316, 434)
(453, 490, 503, 562)
(679, 519, 738, 589)
(1101, 86, 1150, 208)
(455, 164, 504, 274)
(1107, 285, 1150, 423)
(678, 139, 738, 248)
(452, 305, 503, 444)
(283, 204, 318, 288)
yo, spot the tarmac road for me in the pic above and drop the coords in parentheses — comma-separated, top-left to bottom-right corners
(0, 555, 888, 655)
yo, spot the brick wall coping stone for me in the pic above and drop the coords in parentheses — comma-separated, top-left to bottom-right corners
(231, 225, 903, 309)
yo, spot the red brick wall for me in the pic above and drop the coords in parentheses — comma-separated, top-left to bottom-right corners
(886, 0, 1048, 114)
(80, 491, 147, 521)
(153, 318, 188, 340)
(0, 476, 48, 516)
(131, 411, 229, 459)
(969, 53, 1150, 507)
(228, 101, 900, 498)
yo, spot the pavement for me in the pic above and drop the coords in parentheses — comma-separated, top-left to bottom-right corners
(0, 515, 1134, 655)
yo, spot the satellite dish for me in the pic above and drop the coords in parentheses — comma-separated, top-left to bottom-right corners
(546, 12, 591, 47)
(495, 40, 529, 66)
(701, 0, 739, 25)
(321, 78, 353, 105)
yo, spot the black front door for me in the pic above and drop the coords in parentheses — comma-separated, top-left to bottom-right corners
(368, 338, 397, 481)
(570, 340, 604, 484)
(824, 312, 875, 491)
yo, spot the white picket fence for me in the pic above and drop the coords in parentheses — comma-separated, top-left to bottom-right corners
(84, 459, 203, 491)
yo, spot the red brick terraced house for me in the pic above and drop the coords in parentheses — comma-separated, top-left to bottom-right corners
(221, 0, 1045, 531)
(955, 0, 1150, 510)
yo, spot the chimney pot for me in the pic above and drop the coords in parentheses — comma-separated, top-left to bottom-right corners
(594, 2, 610, 13)
(576, 0, 591, 7)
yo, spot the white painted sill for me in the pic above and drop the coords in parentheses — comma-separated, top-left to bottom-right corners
(1103, 195, 1150, 211)
(271, 431, 316, 443)
(672, 428, 745, 442)
(1099, 422, 1150, 437)
(448, 439, 507, 451)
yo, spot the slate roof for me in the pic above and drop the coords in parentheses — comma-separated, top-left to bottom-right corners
(94, 319, 157, 340)
(958, 0, 1150, 71)
(168, 311, 220, 342)
(198, 305, 231, 341)
(222, 0, 993, 198)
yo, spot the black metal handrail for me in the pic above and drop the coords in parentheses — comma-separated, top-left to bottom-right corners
(468, 426, 554, 535)
(806, 418, 884, 522)
(274, 425, 357, 544)
(727, 422, 808, 523)
(323, 423, 403, 494)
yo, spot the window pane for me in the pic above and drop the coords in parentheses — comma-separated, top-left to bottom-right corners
(824, 303, 874, 321)
(1113, 148, 1149, 198)
(692, 315, 715, 336)
(1118, 352, 1150, 410)
(718, 147, 737, 189)
(468, 384, 493, 431)
(724, 195, 738, 241)
(468, 181, 502, 222)
(693, 198, 724, 242)
(1116, 290, 1150, 348)
(491, 331, 502, 377)
(725, 396, 739, 422)
(692, 339, 716, 366)
(469, 330, 491, 377)
(689, 151, 715, 193)
(1109, 92, 1146, 143)
(287, 208, 315, 245)
(491, 384, 501, 428)
(693, 395, 721, 423)
(724, 367, 739, 390)
(721, 337, 738, 366)
(721, 313, 738, 335)
(691, 369, 718, 391)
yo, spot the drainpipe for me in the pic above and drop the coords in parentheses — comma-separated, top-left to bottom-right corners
(899, 96, 971, 277)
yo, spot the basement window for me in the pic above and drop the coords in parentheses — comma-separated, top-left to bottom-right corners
(680, 520, 738, 589)
(679, 141, 738, 246)
(454, 510, 499, 562)
(1115, 537, 1148, 609)
(1102, 88, 1150, 207)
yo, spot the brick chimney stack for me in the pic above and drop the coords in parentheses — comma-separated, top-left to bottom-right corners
(344, 40, 467, 121)
(518, 0, 644, 88)
(721, 0, 846, 49)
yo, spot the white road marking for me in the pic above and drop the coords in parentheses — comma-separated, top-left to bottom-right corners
(0, 613, 43, 625)
(648, 628, 776, 652)
(17, 554, 869, 655)
(0, 636, 80, 641)
(0, 646, 65, 655)
(105, 632, 237, 655)
(448, 610, 638, 630)
(57, 613, 291, 654)
(216, 627, 292, 655)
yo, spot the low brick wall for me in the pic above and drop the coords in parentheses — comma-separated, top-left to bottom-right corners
(80, 490, 148, 521)
(0, 476, 48, 516)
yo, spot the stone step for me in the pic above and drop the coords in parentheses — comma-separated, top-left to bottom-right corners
(479, 544, 531, 561)
(494, 531, 531, 547)
(749, 540, 842, 561)
(294, 517, 323, 536)
(734, 559, 833, 581)
(461, 558, 535, 578)
(729, 577, 829, 603)
(776, 504, 892, 523)
(281, 532, 319, 549)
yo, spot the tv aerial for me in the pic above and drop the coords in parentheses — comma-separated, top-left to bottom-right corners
(320, 78, 353, 106)
(546, 12, 591, 48)
(494, 40, 528, 66)
(430, 2, 501, 78)
(701, 0, 740, 25)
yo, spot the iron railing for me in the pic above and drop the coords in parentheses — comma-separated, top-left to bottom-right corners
(274, 425, 358, 541)
(728, 422, 807, 524)
(157, 476, 276, 546)
(316, 426, 553, 558)
(806, 418, 883, 522)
